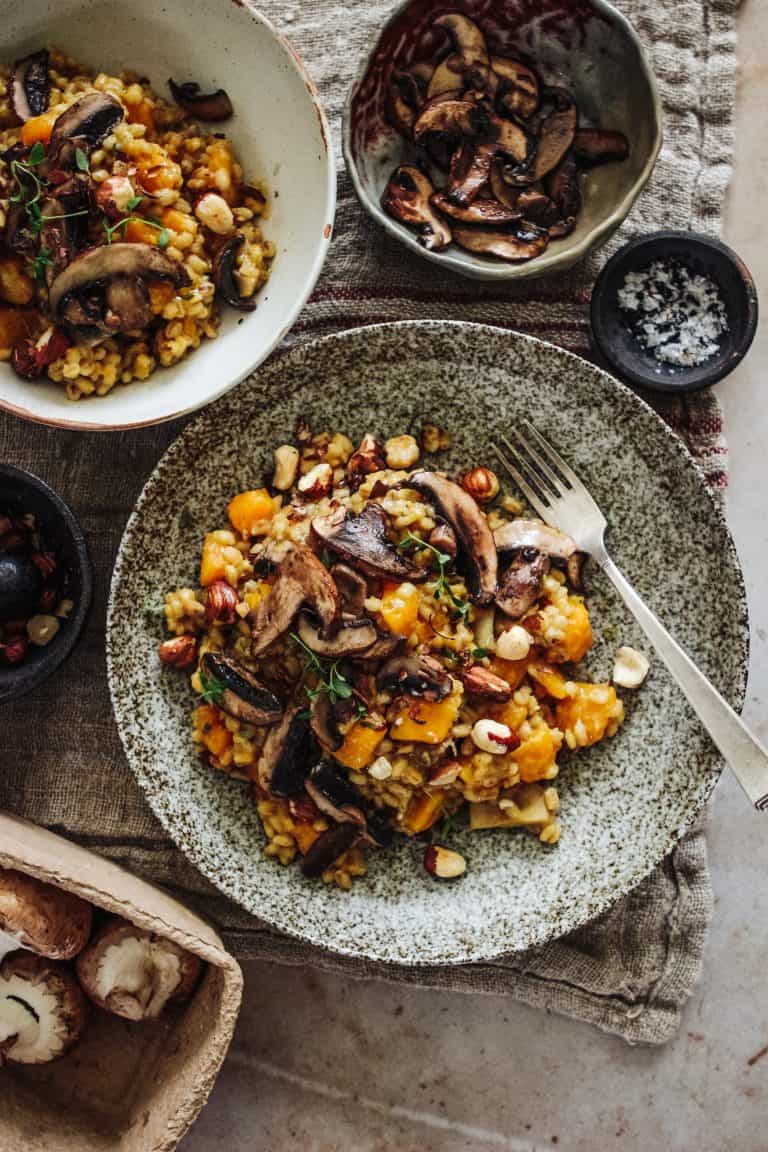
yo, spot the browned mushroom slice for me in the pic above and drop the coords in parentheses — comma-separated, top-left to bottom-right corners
(201, 652, 283, 726)
(9, 50, 50, 122)
(295, 611, 378, 659)
(301, 823, 359, 878)
(385, 85, 418, 139)
(430, 192, 520, 225)
(104, 276, 153, 332)
(407, 471, 498, 605)
(310, 693, 343, 752)
(213, 234, 257, 311)
(446, 139, 497, 206)
(312, 505, 427, 583)
(376, 653, 452, 702)
(256, 707, 317, 796)
(330, 563, 367, 618)
(381, 166, 452, 251)
(515, 185, 558, 224)
(393, 62, 434, 111)
(250, 544, 341, 656)
(566, 550, 588, 591)
(427, 53, 470, 99)
(48, 92, 124, 166)
(532, 98, 577, 180)
(492, 57, 539, 120)
(573, 129, 629, 165)
(433, 13, 490, 69)
(49, 243, 187, 326)
(168, 79, 233, 122)
(489, 114, 529, 164)
(494, 518, 577, 559)
(413, 96, 483, 143)
(545, 151, 581, 236)
(496, 549, 551, 618)
(452, 223, 549, 262)
(489, 159, 522, 211)
(305, 763, 367, 828)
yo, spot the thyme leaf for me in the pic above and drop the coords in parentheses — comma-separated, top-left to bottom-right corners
(399, 531, 471, 624)
(199, 668, 225, 705)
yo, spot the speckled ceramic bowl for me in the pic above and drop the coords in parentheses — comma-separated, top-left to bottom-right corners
(343, 0, 662, 281)
(107, 322, 747, 965)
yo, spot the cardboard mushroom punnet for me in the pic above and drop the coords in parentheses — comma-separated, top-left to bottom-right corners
(0, 812, 242, 1152)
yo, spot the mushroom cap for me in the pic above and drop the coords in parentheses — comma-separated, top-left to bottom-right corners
(76, 918, 202, 1021)
(0, 867, 92, 960)
(311, 504, 426, 583)
(255, 705, 318, 796)
(407, 471, 498, 604)
(49, 243, 187, 323)
(250, 543, 341, 656)
(201, 652, 284, 726)
(0, 951, 86, 1064)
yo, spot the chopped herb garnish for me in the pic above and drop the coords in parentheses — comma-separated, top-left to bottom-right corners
(27, 141, 45, 166)
(103, 213, 170, 246)
(199, 668, 225, 705)
(399, 531, 471, 624)
(472, 647, 491, 660)
(289, 631, 365, 713)
(74, 147, 89, 173)
(126, 194, 143, 211)
(29, 246, 53, 284)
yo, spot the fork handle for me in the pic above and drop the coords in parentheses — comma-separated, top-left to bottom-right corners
(600, 554, 768, 811)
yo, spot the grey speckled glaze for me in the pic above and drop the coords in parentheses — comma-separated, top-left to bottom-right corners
(107, 322, 747, 965)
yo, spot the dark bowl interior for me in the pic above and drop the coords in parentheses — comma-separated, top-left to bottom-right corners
(590, 230, 758, 393)
(0, 465, 92, 704)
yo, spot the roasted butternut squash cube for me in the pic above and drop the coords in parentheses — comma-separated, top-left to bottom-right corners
(555, 682, 623, 747)
(546, 597, 593, 664)
(401, 791, 444, 835)
(488, 654, 530, 691)
(227, 489, 275, 536)
(526, 661, 569, 699)
(380, 581, 420, 636)
(389, 693, 460, 744)
(200, 535, 228, 586)
(511, 725, 560, 783)
(333, 721, 386, 770)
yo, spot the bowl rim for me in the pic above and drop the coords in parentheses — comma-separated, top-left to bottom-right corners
(107, 319, 749, 964)
(342, 0, 664, 282)
(589, 229, 760, 393)
(0, 0, 337, 434)
(0, 463, 93, 703)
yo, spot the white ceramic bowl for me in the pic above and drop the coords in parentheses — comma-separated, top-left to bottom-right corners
(0, 0, 335, 431)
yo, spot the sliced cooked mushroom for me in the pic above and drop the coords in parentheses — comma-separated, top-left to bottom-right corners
(9, 50, 50, 122)
(330, 563, 367, 618)
(0, 869, 92, 961)
(305, 762, 366, 827)
(493, 518, 577, 559)
(514, 185, 558, 225)
(310, 693, 343, 752)
(212, 234, 257, 310)
(429, 192, 520, 225)
(573, 129, 629, 165)
(301, 823, 359, 878)
(250, 544, 341, 656)
(546, 151, 581, 236)
(446, 138, 497, 206)
(256, 706, 317, 796)
(407, 471, 498, 605)
(387, 62, 434, 135)
(566, 550, 588, 591)
(168, 79, 233, 122)
(75, 918, 201, 1021)
(452, 223, 549, 262)
(531, 97, 577, 180)
(428, 520, 457, 557)
(493, 57, 539, 120)
(47, 92, 124, 166)
(427, 54, 469, 99)
(201, 652, 283, 726)
(433, 13, 490, 70)
(354, 631, 405, 662)
(376, 653, 452, 701)
(0, 951, 86, 1064)
(496, 548, 551, 618)
(489, 159, 523, 211)
(381, 166, 452, 251)
(312, 505, 426, 583)
(49, 243, 187, 331)
(296, 611, 378, 658)
(105, 275, 153, 331)
(413, 95, 484, 143)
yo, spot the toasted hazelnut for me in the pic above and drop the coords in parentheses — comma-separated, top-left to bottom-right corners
(460, 665, 512, 702)
(368, 756, 393, 781)
(158, 635, 198, 669)
(459, 467, 499, 505)
(297, 462, 333, 500)
(612, 645, 650, 689)
(347, 433, 386, 491)
(194, 192, 235, 236)
(205, 579, 239, 624)
(424, 844, 466, 880)
(420, 423, 451, 454)
(496, 624, 531, 662)
(427, 521, 457, 557)
(384, 434, 420, 470)
(427, 760, 462, 788)
(272, 444, 300, 491)
(94, 176, 137, 221)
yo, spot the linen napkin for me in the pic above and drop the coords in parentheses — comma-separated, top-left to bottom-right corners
(0, 0, 740, 1043)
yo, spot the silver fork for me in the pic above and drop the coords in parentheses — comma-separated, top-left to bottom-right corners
(494, 420, 768, 811)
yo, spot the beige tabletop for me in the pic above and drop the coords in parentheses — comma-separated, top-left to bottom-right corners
(176, 4, 768, 1150)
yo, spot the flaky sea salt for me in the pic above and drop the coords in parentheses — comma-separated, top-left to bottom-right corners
(617, 260, 728, 368)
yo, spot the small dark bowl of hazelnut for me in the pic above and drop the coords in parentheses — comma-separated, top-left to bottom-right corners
(0, 465, 92, 703)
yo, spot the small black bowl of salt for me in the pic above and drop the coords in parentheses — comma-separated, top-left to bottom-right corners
(590, 230, 758, 393)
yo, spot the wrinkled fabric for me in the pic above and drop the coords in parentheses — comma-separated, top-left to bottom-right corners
(0, 0, 739, 1043)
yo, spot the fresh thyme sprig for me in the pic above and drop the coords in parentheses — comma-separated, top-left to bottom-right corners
(199, 667, 225, 705)
(289, 631, 367, 716)
(103, 212, 170, 247)
(9, 142, 88, 244)
(398, 531, 471, 624)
